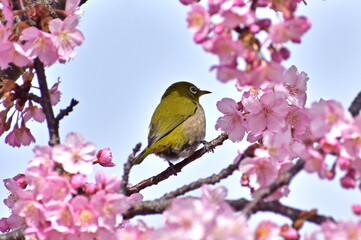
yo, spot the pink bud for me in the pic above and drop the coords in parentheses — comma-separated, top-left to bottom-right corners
(279, 47, 290, 60)
(179, 0, 197, 5)
(352, 204, 361, 215)
(338, 156, 351, 170)
(0, 218, 10, 233)
(241, 174, 249, 186)
(257, 18, 271, 29)
(340, 170, 356, 189)
(128, 193, 144, 203)
(96, 147, 115, 167)
(271, 51, 283, 63)
(71, 174, 86, 189)
(12, 174, 27, 189)
(281, 225, 299, 239)
(320, 138, 340, 154)
(84, 182, 98, 195)
(214, 23, 225, 34)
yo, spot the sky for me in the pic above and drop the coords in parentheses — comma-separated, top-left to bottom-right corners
(1, 0, 361, 235)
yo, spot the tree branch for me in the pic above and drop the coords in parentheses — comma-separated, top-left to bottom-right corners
(123, 196, 332, 226)
(34, 58, 60, 146)
(126, 133, 229, 195)
(0, 0, 88, 85)
(0, 225, 26, 240)
(242, 159, 305, 216)
(250, 0, 258, 11)
(160, 143, 259, 199)
(348, 90, 361, 117)
(55, 98, 79, 122)
(229, 199, 333, 225)
(121, 143, 142, 195)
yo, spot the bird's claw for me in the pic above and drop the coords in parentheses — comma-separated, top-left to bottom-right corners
(201, 140, 214, 153)
(167, 161, 178, 176)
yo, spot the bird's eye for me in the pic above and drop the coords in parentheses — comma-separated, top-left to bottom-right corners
(189, 86, 198, 94)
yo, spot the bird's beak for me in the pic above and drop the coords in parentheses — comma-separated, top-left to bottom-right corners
(199, 90, 211, 96)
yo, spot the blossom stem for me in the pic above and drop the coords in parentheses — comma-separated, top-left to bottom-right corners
(34, 58, 60, 145)
(348, 91, 361, 117)
(242, 159, 305, 216)
(160, 142, 259, 200)
(126, 133, 229, 195)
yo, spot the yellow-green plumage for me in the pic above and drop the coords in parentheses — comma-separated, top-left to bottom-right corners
(133, 82, 210, 165)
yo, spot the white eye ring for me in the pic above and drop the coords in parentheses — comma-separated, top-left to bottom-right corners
(189, 86, 198, 94)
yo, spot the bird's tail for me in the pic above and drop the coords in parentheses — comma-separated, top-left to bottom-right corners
(133, 148, 149, 165)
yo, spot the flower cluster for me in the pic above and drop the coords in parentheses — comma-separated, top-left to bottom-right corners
(182, 0, 360, 199)
(0, 0, 84, 147)
(0, 133, 138, 239)
(217, 65, 360, 198)
(304, 219, 361, 240)
(117, 185, 299, 240)
(0, 78, 61, 147)
(214, 65, 308, 198)
(0, 0, 84, 68)
(183, 0, 311, 86)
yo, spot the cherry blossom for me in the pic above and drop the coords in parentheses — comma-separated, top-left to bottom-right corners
(0, 41, 13, 69)
(49, 80, 62, 106)
(1, 0, 14, 26)
(341, 115, 361, 160)
(20, 27, 58, 66)
(187, 3, 211, 43)
(239, 149, 279, 191)
(65, 0, 83, 16)
(279, 65, 309, 108)
(254, 220, 280, 240)
(215, 98, 246, 142)
(321, 220, 361, 240)
(309, 99, 353, 139)
(203, 34, 247, 64)
(4, 123, 35, 147)
(95, 147, 115, 167)
(52, 132, 96, 174)
(95, 171, 121, 193)
(23, 103, 46, 123)
(243, 91, 289, 137)
(211, 64, 245, 83)
(220, 1, 256, 29)
(301, 147, 327, 179)
(180, 0, 199, 5)
(90, 190, 130, 231)
(267, 16, 311, 44)
(49, 15, 85, 62)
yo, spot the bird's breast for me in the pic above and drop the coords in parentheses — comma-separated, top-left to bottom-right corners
(183, 103, 206, 144)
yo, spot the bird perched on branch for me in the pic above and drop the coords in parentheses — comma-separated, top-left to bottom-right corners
(133, 81, 211, 165)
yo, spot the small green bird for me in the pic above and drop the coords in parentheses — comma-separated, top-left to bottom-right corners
(133, 81, 211, 165)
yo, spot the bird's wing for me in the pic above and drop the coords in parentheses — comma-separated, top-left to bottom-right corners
(148, 96, 197, 146)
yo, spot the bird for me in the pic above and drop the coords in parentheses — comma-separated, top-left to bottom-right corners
(133, 81, 211, 165)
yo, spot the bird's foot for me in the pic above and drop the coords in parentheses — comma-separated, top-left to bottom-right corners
(167, 161, 177, 176)
(201, 140, 214, 153)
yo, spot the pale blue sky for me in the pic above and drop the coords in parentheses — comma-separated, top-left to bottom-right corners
(1, 0, 361, 235)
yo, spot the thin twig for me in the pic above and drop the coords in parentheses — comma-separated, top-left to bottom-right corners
(229, 199, 332, 225)
(34, 58, 60, 146)
(242, 159, 305, 216)
(160, 143, 259, 199)
(0, 225, 26, 240)
(126, 133, 229, 195)
(348, 90, 361, 117)
(121, 143, 142, 195)
(161, 162, 240, 199)
(123, 196, 332, 226)
(27, 93, 42, 104)
(250, 0, 258, 11)
(55, 98, 79, 122)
